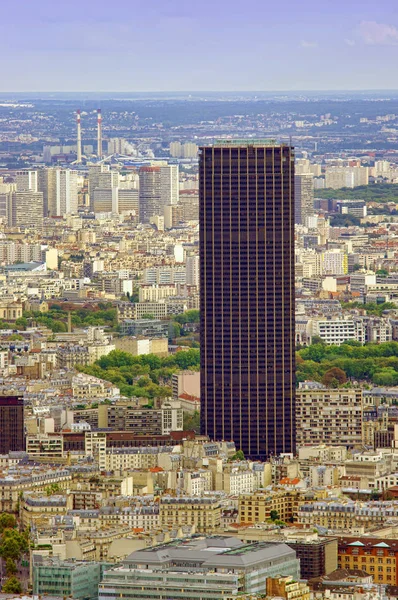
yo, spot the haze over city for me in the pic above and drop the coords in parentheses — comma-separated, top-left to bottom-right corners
(2, 0, 398, 91)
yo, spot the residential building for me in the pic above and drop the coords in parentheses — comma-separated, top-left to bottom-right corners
(9, 191, 44, 230)
(296, 388, 363, 447)
(159, 497, 221, 532)
(295, 173, 314, 225)
(337, 537, 398, 585)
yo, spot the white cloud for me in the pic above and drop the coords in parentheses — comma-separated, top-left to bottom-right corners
(345, 39, 356, 46)
(358, 20, 398, 45)
(300, 40, 318, 48)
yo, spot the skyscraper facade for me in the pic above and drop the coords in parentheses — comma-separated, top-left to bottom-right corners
(200, 140, 295, 459)
(0, 395, 25, 453)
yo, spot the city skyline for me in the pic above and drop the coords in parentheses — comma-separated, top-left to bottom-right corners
(2, 0, 398, 92)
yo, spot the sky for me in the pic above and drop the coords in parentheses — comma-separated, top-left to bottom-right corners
(1, 0, 398, 92)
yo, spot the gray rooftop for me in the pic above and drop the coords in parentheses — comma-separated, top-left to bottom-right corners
(124, 536, 296, 568)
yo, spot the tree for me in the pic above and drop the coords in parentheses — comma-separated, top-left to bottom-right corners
(5, 558, 17, 576)
(352, 264, 362, 272)
(231, 450, 245, 461)
(322, 367, 347, 387)
(0, 514, 16, 534)
(270, 510, 280, 521)
(2, 577, 22, 594)
(183, 411, 200, 432)
(376, 269, 389, 277)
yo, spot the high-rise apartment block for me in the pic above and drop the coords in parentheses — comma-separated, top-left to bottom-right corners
(9, 191, 44, 230)
(0, 395, 25, 453)
(200, 140, 295, 459)
(38, 168, 78, 216)
(139, 166, 161, 223)
(139, 165, 179, 223)
(294, 173, 314, 225)
(296, 387, 363, 447)
(15, 170, 38, 192)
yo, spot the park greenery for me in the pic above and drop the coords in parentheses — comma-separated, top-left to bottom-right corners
(78, 348, 200, 399)
(0, 304, 118, 333)
(0, 514, 28, 593)
(297, 341, 398, 387)
(341, 301, 397, 316)
(316, 183, 398, 203)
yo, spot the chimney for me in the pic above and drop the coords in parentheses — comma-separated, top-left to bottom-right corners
(97, 108, 102, 158)
(76, 110, 82, 163)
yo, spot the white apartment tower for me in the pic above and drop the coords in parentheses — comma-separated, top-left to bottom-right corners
(15, 171, 38, 192)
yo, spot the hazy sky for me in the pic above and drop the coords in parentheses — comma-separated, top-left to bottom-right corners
(1, 0, 398, 91)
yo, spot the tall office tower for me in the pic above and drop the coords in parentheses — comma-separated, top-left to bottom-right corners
(38, 168, 57, 216)
(14, 170, 38, 192)
(294, 173, 314, 225)
(9, 191, 44, 230)
(139, 166, 161, 223)
(0, 396, 25, 453)
(200, 140, 295, 460)
(160, 164, 179, 205)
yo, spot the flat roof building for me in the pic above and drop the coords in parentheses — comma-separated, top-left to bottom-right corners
(99, 536, 300, 600)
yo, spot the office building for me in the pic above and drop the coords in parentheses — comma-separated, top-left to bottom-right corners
(9, 191, 44, 230)
(200, 140, 295, 459)
(0, 395, 25, 453)
(99, 537, 300, 600)
(33, 557, 102, 600)
(38, 168, 57, 216)
(295, 173, 314, 225)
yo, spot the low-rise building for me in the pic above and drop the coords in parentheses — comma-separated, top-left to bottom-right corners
(99, 536, 300, 600)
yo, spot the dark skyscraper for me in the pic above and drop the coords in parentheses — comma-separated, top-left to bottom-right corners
(0, 395, 25, 453)
(200, 140, 295, 460)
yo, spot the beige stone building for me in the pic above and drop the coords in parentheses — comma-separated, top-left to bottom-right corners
(159, 496, 221, 533)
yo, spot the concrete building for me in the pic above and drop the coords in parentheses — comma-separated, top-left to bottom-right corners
(295, 173, 314, 225)
(99, 537, 300, 600)
(15, 170, 38, 192)
(296, 388, 363, 447)
(9, 191, 44, 230)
